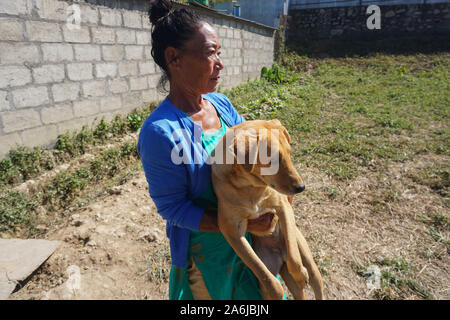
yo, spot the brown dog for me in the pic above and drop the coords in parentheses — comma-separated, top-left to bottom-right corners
(211, 119, 323, 300)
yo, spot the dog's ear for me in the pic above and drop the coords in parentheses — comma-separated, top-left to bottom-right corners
(281, 126, 291, 144)
(233, 128, 259, 172)
(270, 119, 282, 127)
(270, 119, 290, 144)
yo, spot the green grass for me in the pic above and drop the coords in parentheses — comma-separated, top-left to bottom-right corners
(0, 190, 38, 232)
(0, 107, 150, 234)
(0, 106, 156, 189)
(354, 256, 434, 300)
(224, 47, 450, 182)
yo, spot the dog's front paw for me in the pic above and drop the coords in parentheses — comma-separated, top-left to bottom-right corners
(300, 266, 309, 285)
(261, 281, 285, 300)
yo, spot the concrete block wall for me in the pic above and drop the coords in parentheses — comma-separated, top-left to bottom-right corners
(0, 0, 276, 159)
(287, 2, 450, 41)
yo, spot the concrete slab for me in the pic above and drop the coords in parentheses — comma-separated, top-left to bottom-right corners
(0, 238, 59, 299)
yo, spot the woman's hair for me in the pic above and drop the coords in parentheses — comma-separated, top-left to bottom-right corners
(148, 0, 206, 91)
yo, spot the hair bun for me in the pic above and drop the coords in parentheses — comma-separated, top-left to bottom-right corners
(148, 0, 173, 25)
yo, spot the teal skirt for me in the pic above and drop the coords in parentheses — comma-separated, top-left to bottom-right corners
(169, 230, 263, 300)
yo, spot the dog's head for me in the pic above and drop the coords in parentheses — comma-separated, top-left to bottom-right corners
(226, 119, 305, 195)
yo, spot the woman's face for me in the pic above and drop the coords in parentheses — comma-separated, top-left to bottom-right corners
(168, 22, 224, 95)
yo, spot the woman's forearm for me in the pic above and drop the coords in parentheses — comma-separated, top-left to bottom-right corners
(198, 210, 220, 233)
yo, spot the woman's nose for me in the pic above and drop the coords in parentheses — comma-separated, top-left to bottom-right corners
(216, 57, 224, 70)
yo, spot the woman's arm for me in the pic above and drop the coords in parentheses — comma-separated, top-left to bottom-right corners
(198, 210, 220, 232)
(198, 210, 276, 234)
(138, 125, 204, 231)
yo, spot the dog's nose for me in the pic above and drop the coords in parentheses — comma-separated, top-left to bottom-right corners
(295, 184, 305, 193)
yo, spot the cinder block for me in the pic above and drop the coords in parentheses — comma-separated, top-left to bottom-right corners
(82, 80, 106, 98)
(0, 0, 31, 16)
(147, 74, 160, 88)
(118, 61, 138, 77)
(74, 44, 101, 61)
(100, 95, 122, 112)
(35, 0, 68, 21)
(233, 29, 241, 39)
(26, 21, 62, 42)
(33, 64, 65, 84)
(41, 103, 74, 124)
(13, 86, 49, 108)
(91, 27, 116, 44)
(41, 43, 73, 62)
(218, 27, 226, 37)
(122, 91, 142, 110)
(100, 8, 122, 27)
(0, 18, 24, 41)
(0, 43, 40, 65)
(136, 31, 150, 45)
(20, 124, 58, 148)
(0, 90, 10, 111)
(125, 45, 144, 60)
(62, 24, 90, 43)
(116, 29, 136, 44)
(142, 89, 157, 103)
(102, 45, 124, 61)
(0, 133, 22, 159)
(73, 99, 100, 117)
(142, 13, 151, 30)
(0, 66, 32, 88)
(109, 78, 128, 94)
(95, 63, 117, 78)
(139, 61, 155, 75)
(52, 82, 80, 102)
(67, 63, 93, 81)
(1, 109, 42, 133)
(123, 10, 142, 29)
(143, 45, 152, 59)
(79, 4, 98, 24)
(223, 38, 231, 49)
(129, 76, 148, 91)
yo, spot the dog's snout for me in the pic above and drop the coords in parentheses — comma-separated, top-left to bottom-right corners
(295, 184, 305, 193)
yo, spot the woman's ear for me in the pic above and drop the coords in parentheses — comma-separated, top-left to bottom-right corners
(165, 46, 180, 69)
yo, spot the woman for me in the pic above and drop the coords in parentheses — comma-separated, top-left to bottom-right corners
(138, 0, 275, 300)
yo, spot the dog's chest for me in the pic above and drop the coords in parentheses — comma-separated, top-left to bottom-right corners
(244, 190, 281, 219)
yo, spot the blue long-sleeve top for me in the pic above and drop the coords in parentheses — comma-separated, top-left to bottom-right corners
(137, 92, 245, 268)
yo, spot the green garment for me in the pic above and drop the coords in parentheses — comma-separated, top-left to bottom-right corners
(169, 116, 263, 300)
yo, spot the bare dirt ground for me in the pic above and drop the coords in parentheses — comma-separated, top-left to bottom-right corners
(8, 172, 169, 300)
(8, 154, 449, 300)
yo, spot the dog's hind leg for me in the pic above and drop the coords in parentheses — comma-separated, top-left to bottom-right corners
(295, 228, 324, 300)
